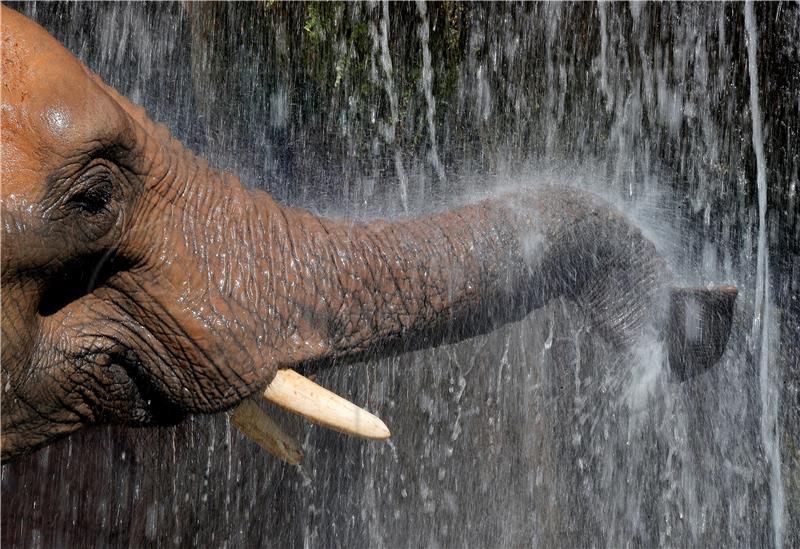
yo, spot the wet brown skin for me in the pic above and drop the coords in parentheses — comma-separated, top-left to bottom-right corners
(1, 6, 672, 462)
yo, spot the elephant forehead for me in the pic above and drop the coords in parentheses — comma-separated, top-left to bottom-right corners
(1, 6, 127, 196)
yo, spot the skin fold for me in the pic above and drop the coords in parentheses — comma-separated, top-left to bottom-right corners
(0, 6, 674, 462)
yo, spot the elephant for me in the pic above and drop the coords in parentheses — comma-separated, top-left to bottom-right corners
(0, 6, 737, 464)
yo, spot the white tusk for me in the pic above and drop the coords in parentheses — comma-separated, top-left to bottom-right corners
(230, 398, 304, 465)
(261, 369, 391, 440)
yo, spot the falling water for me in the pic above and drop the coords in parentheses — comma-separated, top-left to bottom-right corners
(2, 3, 799, 548)
(745, 2, 785, 547)
(373, 0, 410, 212)
(415, 0, 446, 184)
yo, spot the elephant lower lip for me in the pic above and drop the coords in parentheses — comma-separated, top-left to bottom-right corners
(0, 424, 83, 464)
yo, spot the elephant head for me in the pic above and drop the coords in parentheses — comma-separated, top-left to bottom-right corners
(0, 7, 736, 463)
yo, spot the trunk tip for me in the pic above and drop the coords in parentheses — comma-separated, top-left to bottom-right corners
(666, 285, 738, 381)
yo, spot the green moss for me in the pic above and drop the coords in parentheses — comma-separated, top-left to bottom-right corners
(303, 4, 323, 41)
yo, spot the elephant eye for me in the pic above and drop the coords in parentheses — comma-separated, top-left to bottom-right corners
(54, 163, 123, 242)
(64, 170, 115, 216)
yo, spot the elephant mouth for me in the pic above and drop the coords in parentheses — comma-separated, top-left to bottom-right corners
(0, 348, 185, 463)
(80, 342, 389, 466)
(102, 350, 188, 426)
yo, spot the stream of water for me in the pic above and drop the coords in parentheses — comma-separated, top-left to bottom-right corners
(2, 3, 798, 548)
(745, 3, 785, 547)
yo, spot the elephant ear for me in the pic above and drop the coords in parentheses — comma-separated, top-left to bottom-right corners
(666, 285, 738, 381)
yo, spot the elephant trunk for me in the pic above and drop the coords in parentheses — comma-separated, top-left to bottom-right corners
(225, 185, 668, 379)
(228, 182, 736, 391)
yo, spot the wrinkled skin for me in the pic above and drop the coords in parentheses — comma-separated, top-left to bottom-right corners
(1, 7, 673, 462)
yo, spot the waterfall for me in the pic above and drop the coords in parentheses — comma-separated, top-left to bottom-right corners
(2, 3, 797, 547)
(745, 3, 785, 547)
